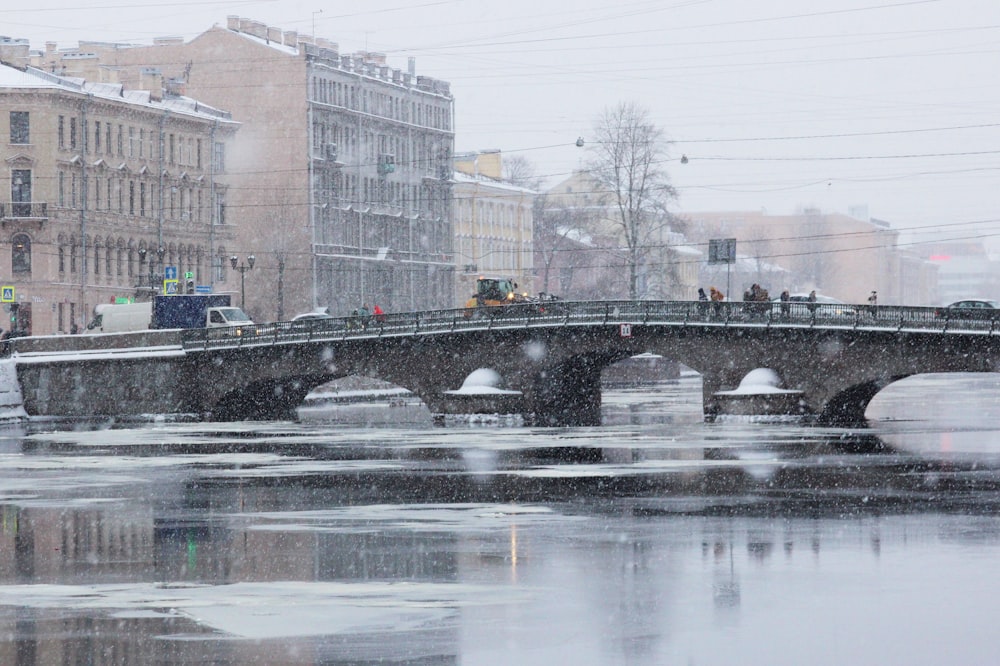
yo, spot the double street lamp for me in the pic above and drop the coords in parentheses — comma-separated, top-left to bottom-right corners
(138, 246, 165, 295)
(230, 254, 255, 309)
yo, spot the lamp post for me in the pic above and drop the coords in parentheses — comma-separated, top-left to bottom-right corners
(138, 245, 165, 296)
(230, 254, 255, 309)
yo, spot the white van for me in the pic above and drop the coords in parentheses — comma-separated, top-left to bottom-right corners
(86, 301, 152, 333)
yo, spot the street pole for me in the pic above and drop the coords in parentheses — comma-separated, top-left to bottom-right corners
(230, 254, 255, 309)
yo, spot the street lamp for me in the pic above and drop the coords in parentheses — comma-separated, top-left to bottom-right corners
(138, 245, 166, 296)
(230, 254, 255, 309)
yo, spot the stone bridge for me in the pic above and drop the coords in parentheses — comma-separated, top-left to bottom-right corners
(11, 300, 1000, 426)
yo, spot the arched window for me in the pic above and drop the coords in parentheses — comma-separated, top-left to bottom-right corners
(11, 234, 31, 274)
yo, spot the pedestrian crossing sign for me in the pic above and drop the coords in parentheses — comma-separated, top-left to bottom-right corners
(164, 279, 179, 295)
(0, 287, 13, 303)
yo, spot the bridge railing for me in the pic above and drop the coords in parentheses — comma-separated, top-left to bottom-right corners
(177, 300, 1000, 351)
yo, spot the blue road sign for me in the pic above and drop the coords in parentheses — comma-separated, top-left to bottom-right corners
(195, 285, 212, 294)
(0, 287, 13, 303)
(164, 266, 178, 281)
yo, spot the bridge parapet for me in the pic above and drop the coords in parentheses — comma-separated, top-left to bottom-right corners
(177, 300, 1000, 353)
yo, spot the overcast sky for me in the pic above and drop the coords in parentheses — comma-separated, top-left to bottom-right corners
(6, 0, 1000, 249)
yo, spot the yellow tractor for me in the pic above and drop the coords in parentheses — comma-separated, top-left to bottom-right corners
(463, 276, 563, 318)
(464, 276, 531, 316)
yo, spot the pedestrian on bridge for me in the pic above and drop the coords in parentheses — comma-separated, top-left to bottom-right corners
(697, 288, 709, 317)
(868, 290, 878, 318)
(710, 286, 725, 317)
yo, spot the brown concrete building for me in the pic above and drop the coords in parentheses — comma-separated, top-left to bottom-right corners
(41, 16, 456, 320)
(681, 209, 938, 305)
(0, 38, 237, 335)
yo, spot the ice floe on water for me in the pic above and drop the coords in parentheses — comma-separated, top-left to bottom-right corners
(0, 580, 528, 639)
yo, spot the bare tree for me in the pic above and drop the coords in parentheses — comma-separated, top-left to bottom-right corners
(533, 194, 598, 297)
(503, 155, 543, 189)
(587, 102, 677, 299)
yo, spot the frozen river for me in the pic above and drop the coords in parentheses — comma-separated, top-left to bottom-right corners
(1, 373, 1000, 664)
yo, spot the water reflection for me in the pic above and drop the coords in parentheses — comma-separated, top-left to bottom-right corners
(0, 375, 998, 662)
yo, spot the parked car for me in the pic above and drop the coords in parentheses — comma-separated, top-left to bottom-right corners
(934, 299, 1000, 319)
(292, 311, 335, 322)
(773, 293, 855, 316)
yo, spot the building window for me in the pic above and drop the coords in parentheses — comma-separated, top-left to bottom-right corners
(140, 182, 146, 217)
(11, 234, 31, 274)
(129, 181, 135, 215)
(94, 121, 101, 153)
(213, 142, 225, 172)
(10, 112, 29, 144)
(58, 116, 65, 149)
(11, 170, 31, 216)
(69, 117, 77, 150)
(58, 245, 65, 274)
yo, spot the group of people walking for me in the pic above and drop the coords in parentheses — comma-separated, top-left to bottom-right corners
(349, 303, 386, 329)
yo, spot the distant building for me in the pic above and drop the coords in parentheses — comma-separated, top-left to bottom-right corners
(0, 38, 237, 335)
(453, 150, 535, 305)
(38, 16, 456, 319)
(682, 209, 939, 305)
(540, 170, 699, 300)
(919, 241, 1000, 305)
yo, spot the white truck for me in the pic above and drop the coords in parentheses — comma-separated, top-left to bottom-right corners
(86, 295, 253, 333)
(86, 301, 152, 333)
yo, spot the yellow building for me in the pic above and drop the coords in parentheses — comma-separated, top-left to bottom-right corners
(0, 38, 237, 335)
(452, 150, 535, 305)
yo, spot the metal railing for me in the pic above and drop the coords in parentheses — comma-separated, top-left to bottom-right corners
(179, 300, 1000, 352)
(0, 202, 48, 219)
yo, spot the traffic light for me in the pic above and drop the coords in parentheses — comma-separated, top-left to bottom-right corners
(9, 302, 18, 326)
(186, 279, 195, 294)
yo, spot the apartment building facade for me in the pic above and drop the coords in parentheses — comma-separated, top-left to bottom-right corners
(0, 39, 237, 335)
(43, 17, 456, 319)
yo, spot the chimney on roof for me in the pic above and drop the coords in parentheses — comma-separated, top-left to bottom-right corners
(0, 37, 30, 69)
(241, 20, 267, 39)
(227, 16, 240, 31)
(138, 67, 163, 101)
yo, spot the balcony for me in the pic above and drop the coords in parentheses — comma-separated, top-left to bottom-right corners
(0, 202, 48, 221)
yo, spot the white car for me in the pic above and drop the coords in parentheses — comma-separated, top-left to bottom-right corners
(773, 293, 856, 316)
(292, 311, 334, 322)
